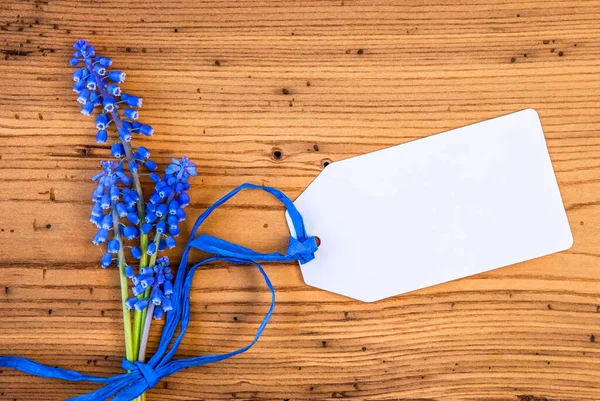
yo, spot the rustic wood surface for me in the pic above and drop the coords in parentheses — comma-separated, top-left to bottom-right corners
(1, 0, 600, 400)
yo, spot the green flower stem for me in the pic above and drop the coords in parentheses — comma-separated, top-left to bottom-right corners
(111, 205, 135, 362)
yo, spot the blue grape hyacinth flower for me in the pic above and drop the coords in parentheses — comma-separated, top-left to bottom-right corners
(125, 256, 174, 319)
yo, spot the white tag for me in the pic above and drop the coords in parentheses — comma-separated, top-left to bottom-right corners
(287, 109, 573, 302)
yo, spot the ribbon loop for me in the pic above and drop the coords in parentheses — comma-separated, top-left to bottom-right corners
(134, 361, 159, 388)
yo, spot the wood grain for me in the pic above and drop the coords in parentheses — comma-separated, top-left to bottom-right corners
(1, 0, 600, 400)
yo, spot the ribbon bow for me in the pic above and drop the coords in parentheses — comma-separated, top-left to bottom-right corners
(0, 183, 318, 401)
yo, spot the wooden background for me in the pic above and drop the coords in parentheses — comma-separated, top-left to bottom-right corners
(1, 0, 600, 400)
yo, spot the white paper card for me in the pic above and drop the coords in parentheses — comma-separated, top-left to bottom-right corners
(287, 109, 573, 302)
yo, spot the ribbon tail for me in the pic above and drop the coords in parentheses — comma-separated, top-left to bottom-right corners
(111, 378, 149, 401)
(0, 356, 110, 383)
(66, 376, 131, 401)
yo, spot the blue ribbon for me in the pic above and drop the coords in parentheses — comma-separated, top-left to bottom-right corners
(0, 183, 318, 401)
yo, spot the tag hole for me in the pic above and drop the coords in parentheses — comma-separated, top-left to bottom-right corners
(320, 159, 332, 169)
(314, 236, 321, 246)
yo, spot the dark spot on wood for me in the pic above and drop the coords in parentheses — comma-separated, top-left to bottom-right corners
(306, 81, 311, 86)
(104, 355, 109, 360)
(66, 29, 70, 34)
(233, 316, 238, 321)
(263, 223, 268, 228)
(289, 101, 293, 107)
(543, 40, 550, 45)
(42, 269, 46, 280)
(321, 340, 327, 347)
(357, 49, 364, 55)
(81, 147, 90, 157)
(174, 28, 178, 33)
(517, 396, 549, 401)
(352, 382, 359, 390)
(591, 334, 595, 343)
(547, 361, 550, 365)
(362, 346, 367, 351)
(272, 149, 283, 160)
(309, 386, 314, 391)
(10, 229, 14, 233)
(510, 57, 516, 63)
(53, 24, 58, 29)
(345, 49, 351, 54)
(596, 305, 600, 312)
(45, 223, 51, 229)
(574, 43, 577, 47)
(87, 360, 92, 365)
(26, 39, 31, 44)
(89, 287, 93, 294)
(48, 309, 52, 315)
(552, 40, 555, 43)
(163, 381, 168, 389)
(142, 48, 146, 53)
(321, 159, 332, 168)
(291, 32, 294, 36)
(313, 144, 319, 151)
(38, 113, 43, 120)
(547, 304, 552, 310)
(50, 187, 55, 201)
(125, 47, 132, 53)
(4, 287, 8, 295)
(282, 88, 290, 95)
(516, 13, 520, 17)
(298, 366, 302, 370)
(14, 114, 20, 120)
(35, 18, 40, 24)
(141, 18, 145, 22)
(17, 26, 23, 32)
(550, 48, 555, 53)
(214, 60, 221, 66)
(523, 53, 528, 57)
(558, 51, 564, 56)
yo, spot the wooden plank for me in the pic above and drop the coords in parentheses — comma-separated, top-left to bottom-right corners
(1, 0, 600, 399)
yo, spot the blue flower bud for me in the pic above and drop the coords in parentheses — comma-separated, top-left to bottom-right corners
(96, 57, 112, 67)
(115, 202, 127, 217)
(93, 64, 106, 75)
(165, 272, 174, 281)
(100, 194, 111, 209)
(149, 192, 161, 204)
(145, 160, 157, 171)
(155, 273, 165, 284)
(134, 299, 149, 311)
(163, 281, 173, 295)
(137, 146, 150, 159)
(123, 193, 135, 207)
(125, 265, 134, 278)
(70, 58, 79, 66)
(147, 242, 157, 255)
(107, 239, 120, 253)
(168, 225, 180, 237)
(102, 97, 117, 112)
(175, 182, 185, 194)
(111, 143, 125, 158)
(131, 247, 142, 259)
(153, 306, 164, 320)
(132, 284, 145, 296)
(86, 77, 97, 91)
(165, 236, 176, 249)
(123, 225, 139, 240)
(121, 93, 142, 107)
(125, 297, 137, 310)
(91, 202, 103, 217)
(91, 92, 102, 106)
(149, 173, 161, 183)
(167, 215, 178, 228)
(176, 208, 186, 221)
(81, 101, 94, 116)
(109, 185, 120, 200)
(156, 221, 166, 234)
(140, 267, 153, 276)
(146, 203, 156, 213)
(138, 124, 153, 136)
(128, 160, 138, 173)
(101, 253, 112, 268)
(158, 186, 172, 199)
(126, 212, 140, 225)
(140, 223, 153, 235)
(96, 114, 109, 130)
(115, 168, 131, 185)
(165, 164, 179, 175)
(107, 84, 121, 96)
(77, 88, 90, 104)
(140, 276, 155, 289)
(119, 126, 132, 142)
(99, 215, 111, 230)
(96, 129, 108, 143)
(90, 214, 102, 228)
(156, 204, 167, 218)
(73, 69, 84, 82)
(168, 200, 179, 215)
(123, 108, 139, 120)
(108, 71, 126, 83)
(158, 239, 166, 251)
(178, 192, 190, 207)
(73, 80, 86, 93)
(151, 288, 164, 305)
(162, 298, 173, 312)
(92, 228, 109, 245)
